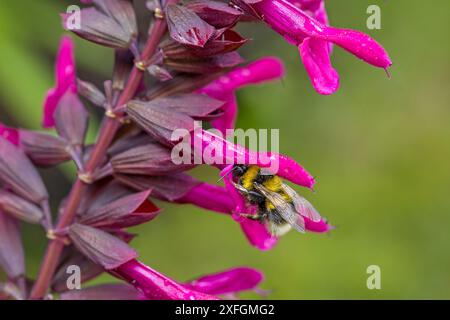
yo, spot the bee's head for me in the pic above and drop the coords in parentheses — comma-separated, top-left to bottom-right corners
(232, 165, 248, 178)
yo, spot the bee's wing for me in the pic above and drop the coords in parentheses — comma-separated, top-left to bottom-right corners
(253, 183, 305, 233)
(232, 181, 249, 194)
(281, 183, 321, 222)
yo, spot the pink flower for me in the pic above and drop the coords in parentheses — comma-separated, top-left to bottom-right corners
(111, 259, 263, 300)
(242, 0, 392, 95)
(199, 57, 285, 135)
(184, 267, 264, 297)
(0, 124, 19, 146)
(192, 129, 315, 189)
(184, 128, 329, 250)
(42, 36, 77, 128)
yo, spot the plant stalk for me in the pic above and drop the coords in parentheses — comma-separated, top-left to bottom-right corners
(29, 18, 167, 299)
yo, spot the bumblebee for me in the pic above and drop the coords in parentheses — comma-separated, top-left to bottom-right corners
(231, 165, 321, 236)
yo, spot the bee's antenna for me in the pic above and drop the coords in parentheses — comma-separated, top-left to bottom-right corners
(217, 166, 237, 182)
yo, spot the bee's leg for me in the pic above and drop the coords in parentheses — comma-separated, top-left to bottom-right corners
(239, 213, 262, 221)
(220, 165, 247, 217)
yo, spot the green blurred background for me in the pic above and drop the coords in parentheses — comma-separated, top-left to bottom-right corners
(1, 0, 449, 299)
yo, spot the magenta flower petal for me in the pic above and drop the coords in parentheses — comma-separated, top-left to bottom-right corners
(55, 37, 76, 87)
(320, 27, 392, 69)
(201, 57, 285, 96)
(193, 129, 315, 189)
(112, 260, 219, 300)
(288, 0, 323, 12)
(210, 93, 238, 136)
(251, 0, 392, 70)
(311, 0, 329, 25)
(299, 38, 339, 95)
(42, 88, 60, 128)
(239, 218, 278, 250)
(176, 182, 235, 214)
(287, 1, 339, 94)
(43, 36, 77, 128)
(199, 57, 285, 134)
(185, 267, 264, 295)
(298, 0, 328, 22)
(0, 124, 19, 146)
(304, 218, 333, 233)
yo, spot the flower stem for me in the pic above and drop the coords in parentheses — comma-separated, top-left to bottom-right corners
(29, 19, 168, 300)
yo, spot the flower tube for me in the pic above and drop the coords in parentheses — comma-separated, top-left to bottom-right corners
(192, 129, 315, 189)
(235, 0, 392, 94)
(111, 260, 264, 300)
(199, 57, 285, 133)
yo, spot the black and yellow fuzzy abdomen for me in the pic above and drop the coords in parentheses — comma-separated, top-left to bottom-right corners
(233, 164, 296, 236)
(262, 176, 292, 211)
(238, 166, 293, 213)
